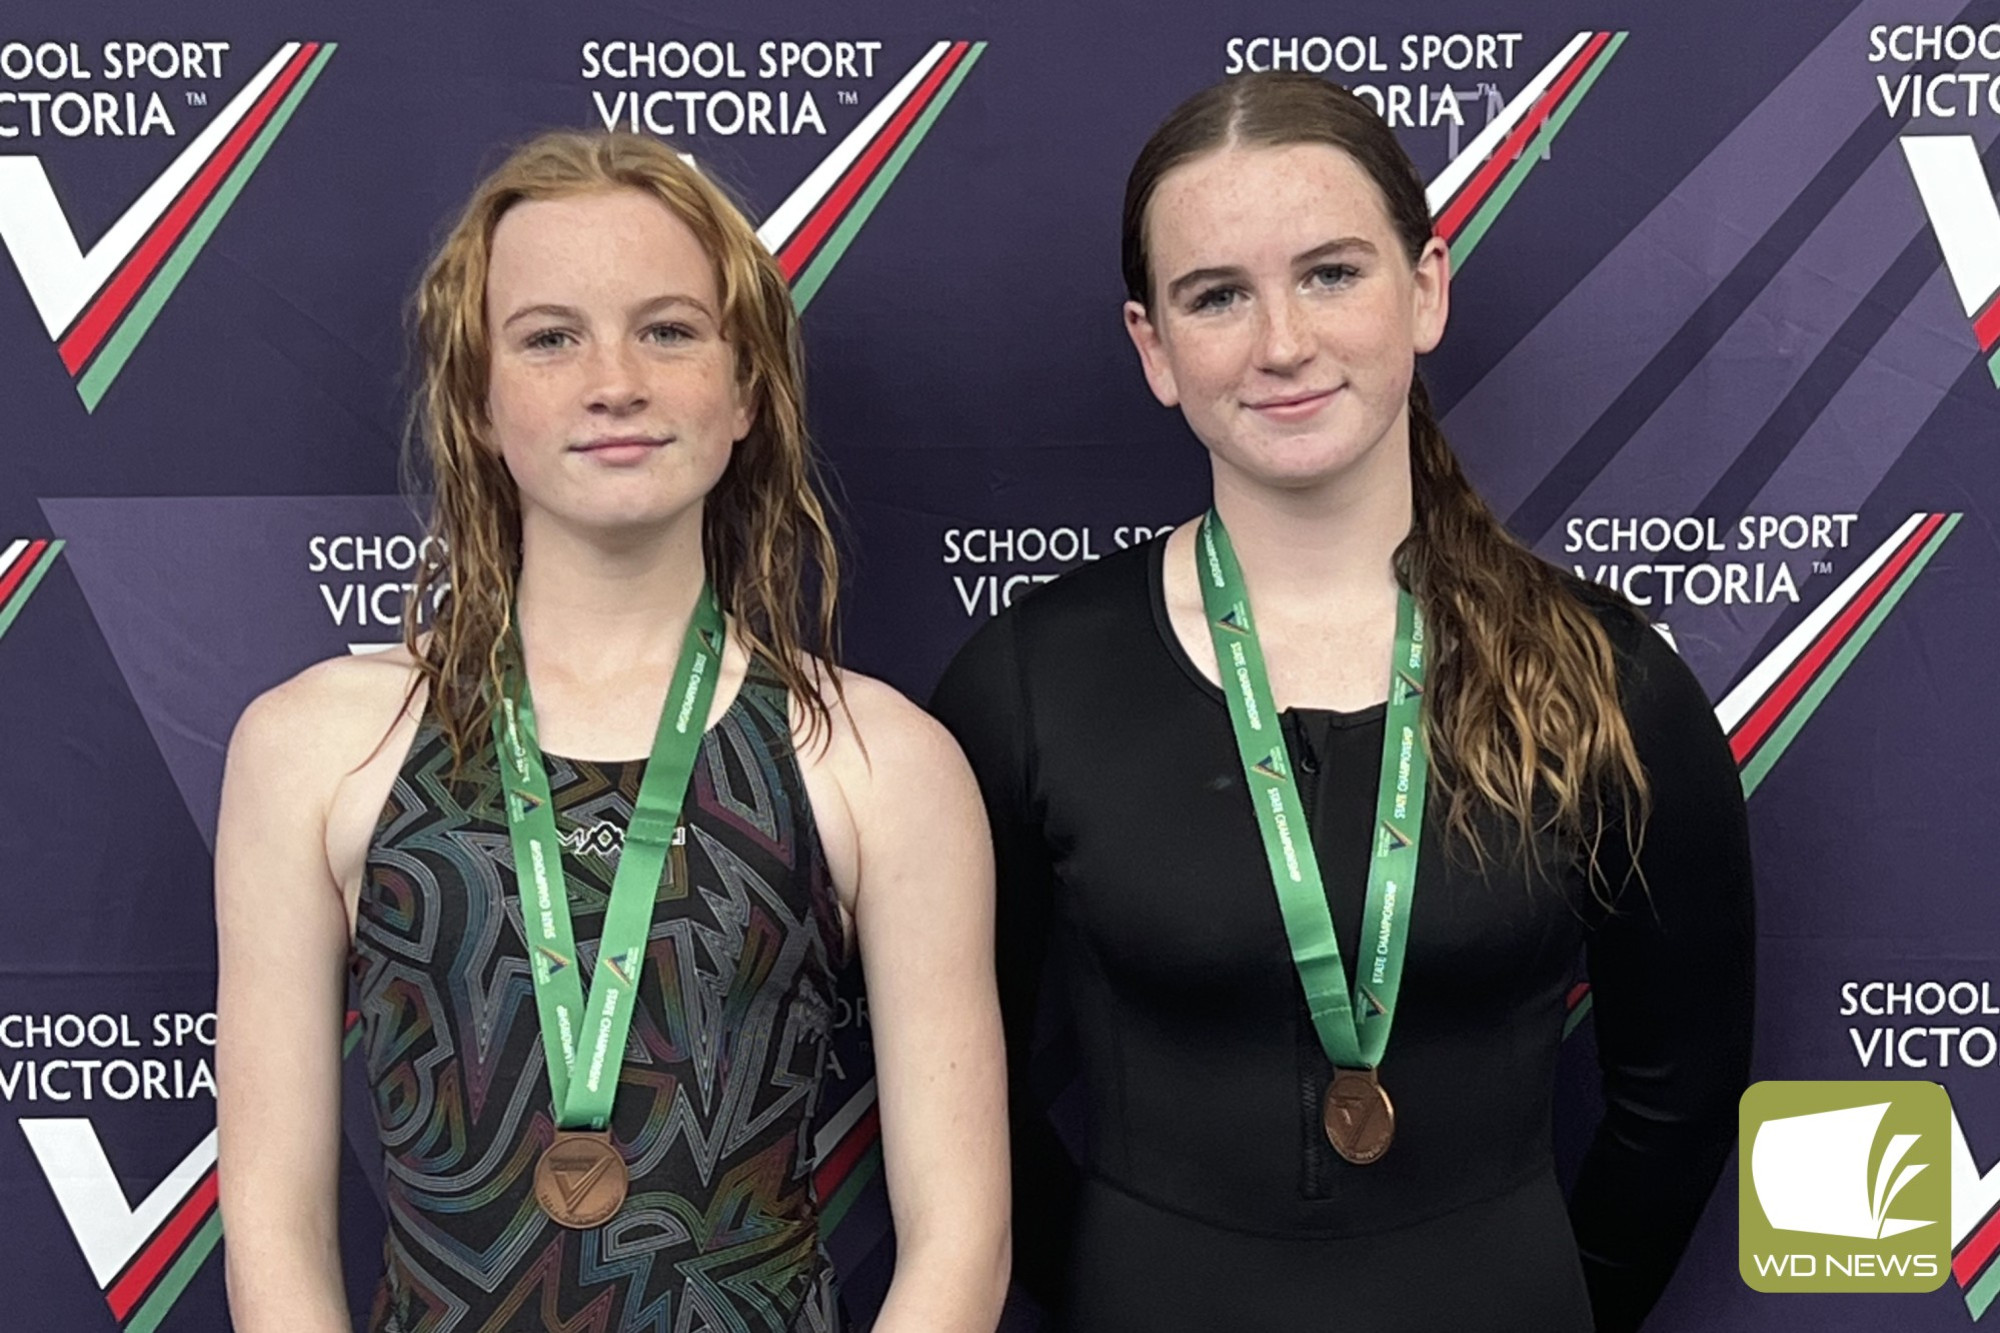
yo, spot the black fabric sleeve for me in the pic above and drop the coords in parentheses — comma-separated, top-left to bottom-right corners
(930, 616, 1078, 1314)
(1568, 618, 1757, 1332)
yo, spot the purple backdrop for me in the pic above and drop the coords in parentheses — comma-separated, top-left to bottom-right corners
(2, 1, 1998, 1328)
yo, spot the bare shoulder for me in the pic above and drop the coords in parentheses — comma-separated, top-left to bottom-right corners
(228, 645, 424, 783)
(794, 662, 967, 784)
(783, 660, 990, 944)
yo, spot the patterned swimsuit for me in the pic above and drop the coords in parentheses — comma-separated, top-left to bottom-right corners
(350, 664, 845, 1332)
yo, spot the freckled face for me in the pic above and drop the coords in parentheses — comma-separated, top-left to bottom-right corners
(1124, 143, 1448, 491)
(484, 187, 753, 536)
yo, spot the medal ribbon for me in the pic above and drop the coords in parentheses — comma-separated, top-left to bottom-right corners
(492, 586, 725, 1129)
(1198, 511, 1429, 1071)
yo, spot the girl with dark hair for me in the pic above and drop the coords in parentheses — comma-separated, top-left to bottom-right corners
(932, 74, 1753, 1331)
(215, 131, 1009, 1332)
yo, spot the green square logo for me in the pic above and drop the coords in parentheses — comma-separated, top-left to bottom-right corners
(1739, 1080, 1951, 1292)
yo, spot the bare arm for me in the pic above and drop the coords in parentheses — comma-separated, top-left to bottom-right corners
(806, 674, 1010, 1330)
(215, 659, 411, 1331)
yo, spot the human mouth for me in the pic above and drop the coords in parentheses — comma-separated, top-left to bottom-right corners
(571, 435, 671, 465)
(1244, 388, 1340, 422)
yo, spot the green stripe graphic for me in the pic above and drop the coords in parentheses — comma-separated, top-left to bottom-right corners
(817, 1140, 883, 1235)
(1741, 515, 1960, 798)
(793, 43, 986, 312)
(0, 542, 63, 642)
(78, 44, 337, 411)
(1985, 343, 2000, 390)
(124, 1209, 222, 1333)
(1451, 33, 1624, 271)
(1563, 991, 1595, 1039)
(1966, 1241, 2000, 1320)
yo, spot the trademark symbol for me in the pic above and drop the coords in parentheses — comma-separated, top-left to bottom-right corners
(1812, 560, 1834, 575)
(184, 89, 207, 107)
(838, 89, 859, 105)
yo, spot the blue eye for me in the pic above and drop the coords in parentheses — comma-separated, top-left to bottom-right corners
(523, 328, 574, 351)
(1309, 263, 1359, 289)
(644, 322, 696, 344)
(1188, 286, 1240, 313)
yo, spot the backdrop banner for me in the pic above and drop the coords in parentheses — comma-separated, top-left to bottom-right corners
(2, 2, 1997, 1329)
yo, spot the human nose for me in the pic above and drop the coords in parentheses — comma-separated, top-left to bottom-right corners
(584, 338, 649, 416)
(1253, 291, 1314, 373)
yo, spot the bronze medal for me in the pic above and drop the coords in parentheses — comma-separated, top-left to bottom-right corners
(534, 1130, 627, 1228)
(1322, 1067, 1395, 1165)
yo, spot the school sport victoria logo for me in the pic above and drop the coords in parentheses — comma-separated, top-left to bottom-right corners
(20, 1120, 220, 1332)
(1577, 510, 2000, 1321)
(1902, 136, 2000, 390)
(1425, 30, 1625, 271)
(0, 41, 335, 411)
(741, 39, 985, 310)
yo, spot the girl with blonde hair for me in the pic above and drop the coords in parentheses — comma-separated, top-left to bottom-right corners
(216, 131, 1008, 1332)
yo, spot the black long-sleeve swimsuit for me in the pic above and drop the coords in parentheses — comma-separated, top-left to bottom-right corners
(931, 536, 1754, 1333)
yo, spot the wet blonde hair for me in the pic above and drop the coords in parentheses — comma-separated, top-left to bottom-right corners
(403, 130, 841, 766)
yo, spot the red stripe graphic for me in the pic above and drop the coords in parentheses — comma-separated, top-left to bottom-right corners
(0, 539, 49, 608)
(774, 42, 969, 280)
(58, 43, 320, 375)
(813, 1103, 881, 1199)
(1728, 513, 1944, 764)
(1975, 289, 2000, 352)
(1956, 1200, 2000, 1288)
(1565, 982, 1591, 1010)
(1436, 32, 1610, 241)
(105, 1166, 219, 1320)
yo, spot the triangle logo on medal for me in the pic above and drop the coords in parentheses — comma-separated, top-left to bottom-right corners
(552, 1154, 612, 1211)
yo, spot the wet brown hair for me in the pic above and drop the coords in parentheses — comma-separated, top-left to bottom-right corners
(1124, 73, 1648, 883)
(404, 130, 840, 767)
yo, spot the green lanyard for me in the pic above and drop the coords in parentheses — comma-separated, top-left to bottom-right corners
(1198, 511, 1429, 1071)
(491, 586, 726, 1130)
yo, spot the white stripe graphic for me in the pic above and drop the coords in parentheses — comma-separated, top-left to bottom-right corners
(1714, 512, 1927, 733)
(756, 42, 951, 255)
(1426, 31, 1592, 217)
(813, 1077, 878, 1162)
(20, 1119, 217, 1287)
(1952, 1112, 2000, 1250)
(0, 539, 27, 586)
(1901, 135, 2000, 320)
(0, 43, 298, 339)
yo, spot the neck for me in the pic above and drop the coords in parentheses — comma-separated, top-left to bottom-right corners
(1210, 430, 1412, 615)
(513, 505, 708, 678)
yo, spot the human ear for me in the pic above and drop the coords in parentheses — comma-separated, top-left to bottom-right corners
(1123, 300, 1182, 408)
(1410, 235, 1450, 356)
(731, 376, 756, 445)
